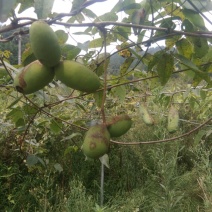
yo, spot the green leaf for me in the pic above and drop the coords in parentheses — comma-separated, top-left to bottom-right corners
(49, 119, 63, 134)
(82, 8, 97, 19)
(175, 54, 212, 85)
(176, 38, 194, 59)
(22, 104, 38, 116)
(0, 68, 11, 82)
(163, 3, 184, 19)
(117, 3, 141, 13)
(93, 90, 104, 108)
(54, 163, 63, 173)
(64, 145, 79, 156)
(88, 38, 103, 48)
(182, 9, 206, 30)
(156, 53, 174, 85)
(175, 54, 200, 71)
(26, 154, 39, 166)
(181, 19, 195, 32)
(154, 18, 176, 37)
(34, 0, 54, 19)
(194, 130, 207, 146)
(15, 118, 25, 128)
(165, 35, 181, 49)
(115, 26, 130, 42)
(0, 0, 16, 22)
(120, 57, 134, 75)
(75, 102, 87, 112)
(68, 13, 85, 23)
(7, 96, 23, 109)
(189, 37, 209, 59)
(17, 0, 34, 13)
(95, 53, 110, 76)
(61, 44, 81, 60)
(112, 0, 136, 13)
(70, 0, 86, 12)
(21, 44, 36, 66)
(112, 86, 126, 102)
(95, 12, 118, 22)
(6, 107, 25, 127)
(55, 30, 68, 45)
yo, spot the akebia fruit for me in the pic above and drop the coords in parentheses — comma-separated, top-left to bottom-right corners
(107, 114, 132, 137)
(82, 124, 110, 159)
(167, 105, 179, 133)
(54, 60, 101, 92)
(139, 103, 154, 126)
(30, 21, 61, 67)
(14, 60, 54, 94)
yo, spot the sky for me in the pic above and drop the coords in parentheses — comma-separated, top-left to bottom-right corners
(52, 0, 119, 15)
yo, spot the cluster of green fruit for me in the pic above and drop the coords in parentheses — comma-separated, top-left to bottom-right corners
(82, 114, 132, 159)
(139, 103, 179, 133)
(14, 21, 101, 94)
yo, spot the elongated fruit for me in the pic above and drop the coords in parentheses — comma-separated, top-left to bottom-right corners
(167, 105, 179, 133)
(54, 60, 101, 92)
(82, 124, 110, 159)
(139, 103, 154, 125)
(30, 21, 61, 67)
(107, 114, 132, 137)
(14, 60, 54, 94)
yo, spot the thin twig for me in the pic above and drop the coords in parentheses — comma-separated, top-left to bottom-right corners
(1, 20, 212, 43)
(24, 95, 88, 131)
(111, 117, 212, 145)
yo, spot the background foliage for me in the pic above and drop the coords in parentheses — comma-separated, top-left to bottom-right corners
(0, 0, 211, 211)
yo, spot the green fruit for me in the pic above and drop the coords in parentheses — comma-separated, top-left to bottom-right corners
(82, 124, 110, 159)
(30, 21, 61, 67)
(139, 103, 154, 126)
(107, 114, 132, 137)
(14, 60, 54, 94)
(54, 60, 101, 92)
(167, 105, 179, 133)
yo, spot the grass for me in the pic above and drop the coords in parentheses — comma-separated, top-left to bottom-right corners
(0, 77, 211, 211)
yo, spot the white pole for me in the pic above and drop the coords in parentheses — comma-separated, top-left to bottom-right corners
(18, 34, 21, 65)
(100, 163, 104, 206)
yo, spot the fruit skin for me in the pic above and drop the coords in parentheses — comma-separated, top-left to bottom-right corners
(139, 103, 154, 126)
(54, 60, 101, 92)
(167, 105, 179, 133)
(82, 124, 110, 159)
(14, 60, 54, 94)
(30, 20, 61, 67)
(106, 114, 132, 137)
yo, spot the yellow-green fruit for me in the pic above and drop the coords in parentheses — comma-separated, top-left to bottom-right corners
(167, 105, 179, 133)
(82, 124, 110, 159)
(139, 103, 154, 126)
(54, 60, 101, 92)
(30, 21, 61, 67)
(14, 60, 54, 94)
(107, 114, 132, 137)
